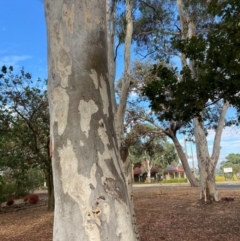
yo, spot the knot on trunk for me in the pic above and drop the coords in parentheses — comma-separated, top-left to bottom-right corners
(120, 143, 129, 163)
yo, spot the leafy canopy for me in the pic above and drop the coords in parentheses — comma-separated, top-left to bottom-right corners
(142, 0, 240, 123)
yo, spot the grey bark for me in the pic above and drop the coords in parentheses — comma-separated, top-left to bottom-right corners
(45, 1, 138, 240)
(194, 102, 229, 202)
(163, 122, 199, 187)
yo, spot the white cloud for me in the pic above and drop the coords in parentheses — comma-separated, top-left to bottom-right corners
(0, 55, 32, 67)
(207, 127, 240, 142)
(175, 126, 240, 167)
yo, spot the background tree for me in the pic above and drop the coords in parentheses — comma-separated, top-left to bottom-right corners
(0, 66, 54, 210)
(126, 123, 177, 182)
(119, 60, 199, 186)
(143, 0, 240, 202)
(221, 153, 240, 175)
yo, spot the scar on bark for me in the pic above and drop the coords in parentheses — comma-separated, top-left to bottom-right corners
(103, 178, 122, 199)
(92, 207, 101, 216)
(120, 143, 129, 163)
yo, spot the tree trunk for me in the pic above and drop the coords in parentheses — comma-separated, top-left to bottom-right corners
(146, 159, 152, 183)
(163, 122, 199, 187)
(194, 102, 229, 202)
(172, 136, 199, 187)
(115, 1, 139, 238)
(45, 165, 54, 211)
(186, 7, 230, 201)
(194, 118, 219, 202)
(106, 0, 117, 113)
(45, 1, 138, 240)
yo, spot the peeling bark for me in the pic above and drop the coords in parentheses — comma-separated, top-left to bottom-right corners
(45, 1, 138, 240)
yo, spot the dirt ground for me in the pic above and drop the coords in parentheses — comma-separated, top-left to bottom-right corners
(1, 187, 240, 241)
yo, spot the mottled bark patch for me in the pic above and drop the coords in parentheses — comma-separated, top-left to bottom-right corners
(115, 200, 134, 241)
(78, 99, 98, 138)
(99, 74, 109, 117)
(89, 70, 109, 116)
(51, 87, 69, 136)
(58, 139, 101, 240)
(50, 21, 72, 88)
(103, 177, 122, 199)
(98, 119, 121, 179)
(90, 69, 99, 89)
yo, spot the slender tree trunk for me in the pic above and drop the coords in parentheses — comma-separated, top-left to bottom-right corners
(146, 159, 152, 183)
(177, 0, 188, 67)
(106, 0, 117, 113)
(45, 164, 54, 211)
(114, 1, 139, 238)
(172, 136, 199, 187)
(163, 122, 199, 187)
(45, 1, 138, 240)
(115, 0, 133, 141)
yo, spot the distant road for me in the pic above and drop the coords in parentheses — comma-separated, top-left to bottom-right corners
(133, 183, 240, 190)
(217, 184, 240, 189)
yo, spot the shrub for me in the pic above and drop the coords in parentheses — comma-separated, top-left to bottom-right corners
(233, 175, 238, 181)
(0, 177, 16, 203)
(28, 194, 39, 204)
(215, 176, 226, 182)
(161, 178, 188, 183)
(6, 198, 15, 206)
(23, 196, 29, 202)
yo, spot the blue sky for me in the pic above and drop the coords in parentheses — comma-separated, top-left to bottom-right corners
(1, 1, 239, 167)
(0, 0, 47, 79)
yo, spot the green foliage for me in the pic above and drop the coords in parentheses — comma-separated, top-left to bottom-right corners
(142, 64, 207, 122)
(127, 123, 166, 166)
(225, 153, 240, 164)
(220, 153, 240, 174)
(161, 178, 187, 183)
(0, 66, 51, 199)
(142, 0, 240, 123)
(0, 167, 44, 202)
(0, 175, 16, 202)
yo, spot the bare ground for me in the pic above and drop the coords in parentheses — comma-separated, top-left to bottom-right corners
(1, 187, 240, 241)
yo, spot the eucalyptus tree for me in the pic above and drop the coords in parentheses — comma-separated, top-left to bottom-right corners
(44, 0, 139, 240)
(121, 60, 199, 186)
(0, 66, 54, 210)
(126, 123, 165, 182)
(173, 0, 240, 202)
(143, 0, 240, 202)
(131, 0, 240, 202)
